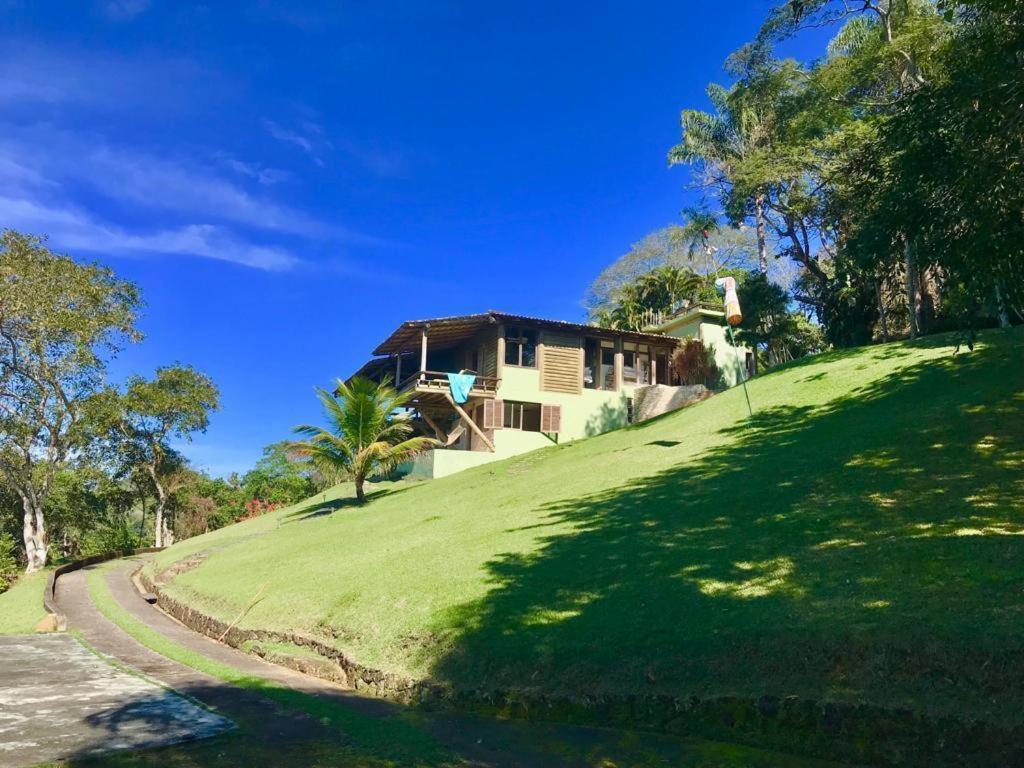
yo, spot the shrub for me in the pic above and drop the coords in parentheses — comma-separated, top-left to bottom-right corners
(0, 533, 19, 593)
(239, 498, 279, 521)
(671, 339, 719, 387)
(79, 517, 141, 558)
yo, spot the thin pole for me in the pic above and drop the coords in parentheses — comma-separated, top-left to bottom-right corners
(727, 325, 753, 418)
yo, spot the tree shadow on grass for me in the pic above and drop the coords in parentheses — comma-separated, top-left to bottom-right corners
(429, 330, 1024, 726)
(62, 677, 834, 768)
(283, 484, 412, 522)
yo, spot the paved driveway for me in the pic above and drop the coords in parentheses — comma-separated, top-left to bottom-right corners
(0, 634, 231, 768)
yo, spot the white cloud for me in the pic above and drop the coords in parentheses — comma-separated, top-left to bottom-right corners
(217, 153, 292, 186)
(82, 144, 327, 236)
(0, 41, 387, 271)
(0, 194, 299, 271)
(263, 118, 324, 165)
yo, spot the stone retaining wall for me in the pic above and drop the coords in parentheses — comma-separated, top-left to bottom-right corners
(633, 384, 710, 423)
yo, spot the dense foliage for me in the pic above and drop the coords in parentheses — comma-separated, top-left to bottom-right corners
(589, 0, 1021, 365)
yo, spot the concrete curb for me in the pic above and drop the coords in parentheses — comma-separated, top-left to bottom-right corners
(44, 547, 163, 631)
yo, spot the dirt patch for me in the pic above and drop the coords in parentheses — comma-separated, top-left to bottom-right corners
(151, 553, 208, 585)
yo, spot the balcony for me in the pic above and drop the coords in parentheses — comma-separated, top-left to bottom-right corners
(398, 370, 500, 404)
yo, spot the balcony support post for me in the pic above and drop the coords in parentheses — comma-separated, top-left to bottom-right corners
(420, 325, 429, 382)
(444, 393, 495, 452)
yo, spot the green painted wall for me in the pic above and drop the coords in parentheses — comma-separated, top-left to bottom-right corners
(401, 448, 501, 479)
(698, 322, 748, 388)
(400, 363, 640, 479)
(499, 366, 633, 440)
(654, 310, 749, 389)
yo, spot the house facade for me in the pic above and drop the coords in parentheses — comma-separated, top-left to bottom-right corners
(352, 309, 747, 479)
(643, 303, 754, 387)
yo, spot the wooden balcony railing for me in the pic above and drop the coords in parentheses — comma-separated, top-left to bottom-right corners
(398, 370, 500, 397)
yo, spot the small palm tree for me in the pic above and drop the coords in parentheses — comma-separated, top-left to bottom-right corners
(289, 377, 436, 504)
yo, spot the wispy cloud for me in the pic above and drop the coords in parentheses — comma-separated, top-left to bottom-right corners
(83, 144, 328, 236)
(263, 118, 324, 165)
(0, 194, 299, 271)
(0, 41, 386, 272)
(0, 128, 310, 271)
(216, 153, 292, 186)
(0, 41, 202, 112)
(264, 115, 410, 178)
(100, 0, 151, 21)
(335, 138, 409, 178)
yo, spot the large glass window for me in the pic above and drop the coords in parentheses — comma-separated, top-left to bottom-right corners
(585, 338, 619, 390)
(584, 339, 600, 389)
(655, 351, 669, 385)
(503, 400, 542, 431)
(622, 344, 651, 385)
(601, 346, 616, 390)
(504, 326, 537, 367)
(622, 350, 637, 384)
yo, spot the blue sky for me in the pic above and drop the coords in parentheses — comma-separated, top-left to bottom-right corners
(2, 1, 826, 476)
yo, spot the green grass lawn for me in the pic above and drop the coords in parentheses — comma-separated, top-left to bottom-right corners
(0, 569, 49, 634)
(146, 328, 1024, 727)
(59, 561, 832, 768)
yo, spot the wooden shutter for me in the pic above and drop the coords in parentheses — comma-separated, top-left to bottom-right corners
(482, 342, 497, 378)
(482, 399, 504, 430)
(539, 333, 582, 394)
(540, 404, 562, 434)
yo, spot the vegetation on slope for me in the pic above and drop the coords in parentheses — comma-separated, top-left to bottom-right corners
(146, 328, 1024, 726)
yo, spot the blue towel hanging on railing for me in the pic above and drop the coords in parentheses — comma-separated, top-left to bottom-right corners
(447, 372, 476, 404)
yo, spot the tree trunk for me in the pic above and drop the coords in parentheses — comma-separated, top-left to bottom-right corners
(355, 475, 366, 504)
(904, 237, 919, 339)
(754, 194, 769, 274)
(154, 497, 164, 548)
(20, 494, 47, 573)
(995, 281, 1011, 328)
(147, 463, 168, 548)
(875, 277, 890, 342)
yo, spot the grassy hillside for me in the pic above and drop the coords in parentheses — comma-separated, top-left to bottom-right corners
(0, 569, 49, 634)
(146, 328, 1024, 726)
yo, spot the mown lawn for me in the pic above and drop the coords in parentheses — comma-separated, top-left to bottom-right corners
(50, 561, 834, 768)
(146, 328, 1024, 726)
(0, 569, 49, 634)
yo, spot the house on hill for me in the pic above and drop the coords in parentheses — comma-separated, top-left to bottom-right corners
(352, 308, 749, 479)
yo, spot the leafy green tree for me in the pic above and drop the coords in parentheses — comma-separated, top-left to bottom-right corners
(759, 0, 949, 339)
(111, 365, 219, 547)
(242, 441, 316, 506)
(737, 271, 827, 367)
(0, 231, 140, 571)
(289, 377, 436, 504)
(836, 0, 1023, 336)
(669, 55, 790, 274)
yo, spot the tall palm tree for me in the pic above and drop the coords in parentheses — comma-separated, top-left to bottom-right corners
(650, 265, 702, 310)
(669, 82, 772, 273)
(289, 377, 436, 504)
